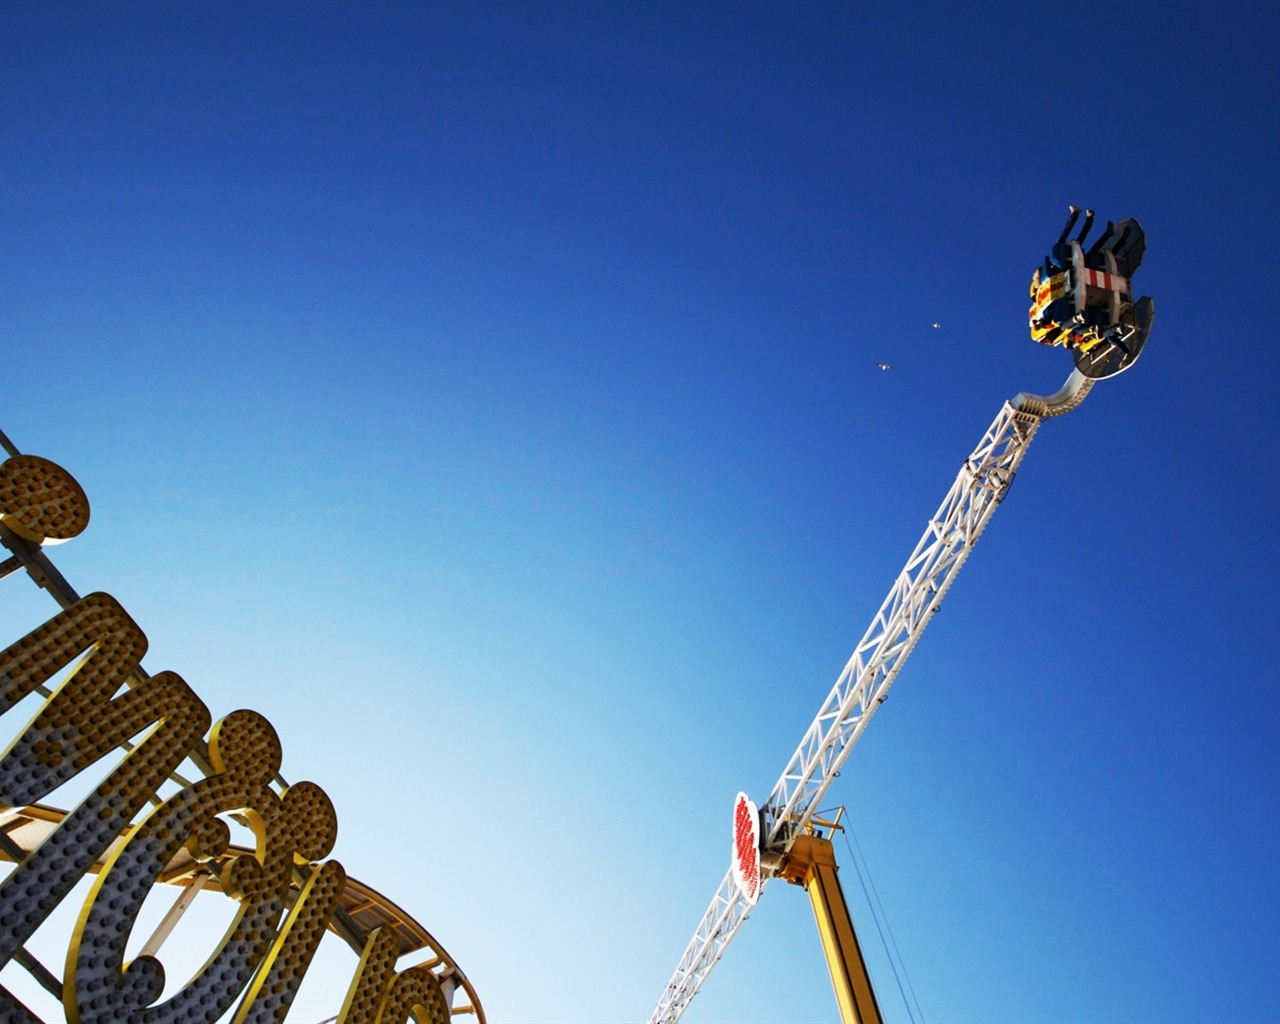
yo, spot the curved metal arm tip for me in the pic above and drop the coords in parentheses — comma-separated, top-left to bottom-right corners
(1012, 368, 1093, 418)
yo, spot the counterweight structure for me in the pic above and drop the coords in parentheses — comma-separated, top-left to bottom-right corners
(648, 368, 1097, 1024)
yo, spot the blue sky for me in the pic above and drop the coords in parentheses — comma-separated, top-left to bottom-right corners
(1, 2, 1277, 1022)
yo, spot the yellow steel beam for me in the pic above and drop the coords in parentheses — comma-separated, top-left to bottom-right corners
(778, 834, 883, 1024)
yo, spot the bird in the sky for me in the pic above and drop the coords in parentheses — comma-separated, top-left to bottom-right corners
(877, 362, 893, 371)
(931, 322, 941, 329)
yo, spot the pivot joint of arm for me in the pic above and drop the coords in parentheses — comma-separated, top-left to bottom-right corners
(775, 834, 883, 1024)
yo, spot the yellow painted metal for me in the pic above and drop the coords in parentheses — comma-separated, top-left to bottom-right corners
(0, 454, 90, 544)
(778, 834, 883, 1024)
(0, 448, 487, 1024)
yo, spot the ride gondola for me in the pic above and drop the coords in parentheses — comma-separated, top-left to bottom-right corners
(1030, 206, 1155, 379)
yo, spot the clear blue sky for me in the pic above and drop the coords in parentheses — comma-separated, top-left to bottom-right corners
(2, 2, 1277, 1022)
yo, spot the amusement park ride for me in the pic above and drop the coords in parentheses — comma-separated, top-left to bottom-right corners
(648, 207, 1154, 1024)
(0, 207, 1150, 1024)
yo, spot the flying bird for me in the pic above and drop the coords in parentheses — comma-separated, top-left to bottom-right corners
(931, 322, 941, 329)
(877, 362, 893, 371)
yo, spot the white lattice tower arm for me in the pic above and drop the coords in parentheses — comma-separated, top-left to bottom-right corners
(648, 371, 1092, 1024)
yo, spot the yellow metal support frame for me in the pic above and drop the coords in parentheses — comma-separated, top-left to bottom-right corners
(777, 832, 883, 1024)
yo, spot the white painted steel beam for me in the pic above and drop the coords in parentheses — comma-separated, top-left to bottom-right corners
(648, 371, 1092, 1024)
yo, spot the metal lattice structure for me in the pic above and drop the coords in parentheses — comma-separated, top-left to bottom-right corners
(649, 370, 1094, 1024)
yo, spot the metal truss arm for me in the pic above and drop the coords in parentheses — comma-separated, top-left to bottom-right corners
(759, 398, 1043, 840)
(648, 371, 1090, 1024)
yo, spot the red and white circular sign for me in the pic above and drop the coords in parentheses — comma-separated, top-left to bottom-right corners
(731, 792, 762, 905)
